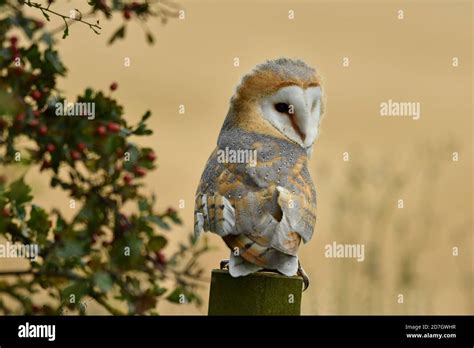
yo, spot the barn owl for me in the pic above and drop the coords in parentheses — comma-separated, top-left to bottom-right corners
(194, 58, 324, 290)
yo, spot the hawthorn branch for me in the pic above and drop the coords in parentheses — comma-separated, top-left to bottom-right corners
(48, 11, 96, 37)
(24, 0, 101, 36)
(0, 269, 125, 315)
(89, 291, 126, 316)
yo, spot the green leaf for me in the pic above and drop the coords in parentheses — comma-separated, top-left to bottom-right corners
(56, 239, 88, 258)
(61, 280, 89, 303)
(166, 287, 200, 305)
(40, 32, 54, 46)
(6, 177, 32, 205)
(108, 25, 126, 45)
(45, 49, 66, 74)
(123, 145, 140, 171)
(138, 199, 149, 212)
(148, 216, 170, 230)
(93, 272, 113, 292)
(166, 287, 183, 303)
(24, 44, 42, 69)
(148, 236, 167, 252)
(146, 32, 154, 44)
(150, 286, 167, 297)
(168, 213, 182, 224)
(133, 123, 152, 135)
(27, 205, 50, 237)
(55, 214, 67, 233)
(110, 234, 144, 269)
(140, 111, 151, 122)
(104, 135, 122, 156)
(62, 25, 69, 39)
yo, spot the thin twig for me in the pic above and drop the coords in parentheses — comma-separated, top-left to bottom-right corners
(24, 0, 101, 34)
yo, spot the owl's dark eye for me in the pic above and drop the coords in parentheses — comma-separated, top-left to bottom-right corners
(274, 103, 290, 114)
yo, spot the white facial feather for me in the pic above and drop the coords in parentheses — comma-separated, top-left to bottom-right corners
(259, 86, 322, 153)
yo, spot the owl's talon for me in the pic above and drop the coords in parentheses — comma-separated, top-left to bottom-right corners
(220, 259, 229, 270)
(297, 262, 310, 291)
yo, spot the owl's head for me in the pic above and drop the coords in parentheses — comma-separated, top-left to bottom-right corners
(227, 58, 324, 153)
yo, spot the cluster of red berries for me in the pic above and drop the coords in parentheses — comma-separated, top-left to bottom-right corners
(14, 109, 46, 134)
(95, 121, 121, 137)
(123, 151, 156, 185)
(69, 142, 88, 161)
(123, 2, 141, 20)
(42, 142, 88, 169)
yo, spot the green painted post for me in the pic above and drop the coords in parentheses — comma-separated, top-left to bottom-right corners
(208, 269, 303, 315)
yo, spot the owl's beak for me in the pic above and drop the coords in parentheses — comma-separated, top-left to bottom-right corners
(288, 113, 306, 142)
(295, 108, 318, 148)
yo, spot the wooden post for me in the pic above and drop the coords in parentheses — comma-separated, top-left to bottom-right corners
(208, 269, 303, 315)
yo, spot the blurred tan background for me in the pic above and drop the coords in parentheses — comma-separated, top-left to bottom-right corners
(7, 0, 473, 314)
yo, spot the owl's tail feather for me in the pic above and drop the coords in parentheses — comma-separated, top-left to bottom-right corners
(223, 234, 298, 277)
(228, 253, 263, 277)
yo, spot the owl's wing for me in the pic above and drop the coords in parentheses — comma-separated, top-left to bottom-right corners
(272, 185, 316, 247)
(194, 148, 238, 240)
(194, 191, 236, 239)
(221, 184, 315, 276)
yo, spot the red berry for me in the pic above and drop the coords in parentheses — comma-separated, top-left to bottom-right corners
(123, 9, 131, 20)
(134, 166, 146, 177)
(107, 122, 120, 133)
(96, 125, 107, 137)
(15, 113, 25, 122)
(29, 119, 39, 127)
(9, 36, 18, 46)
(76, 143, 87, 152)
(110, 82, 118, 91)
(38, 124, 48, 136)
(34, 20, 44, 29)
(123, 173, 133, 184)
(33, 110, 41, 118)
(155, 251, 166, 265)
(116, 147, 124, 157)
(11, 46, 19, 56)
(146, 151, 157, 162)
(46, 143, 56, 153)
(2, 207, 11, 217)
(70, 150, 81, 161)
(31, 90, 42, 101)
